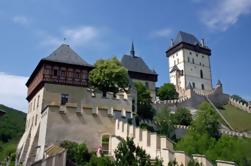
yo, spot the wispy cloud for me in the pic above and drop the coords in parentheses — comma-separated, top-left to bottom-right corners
(0, 72, 28, 112)
(12, 15, 31, 26)
(150, 28, 172, 38)
(40, 26, 100, 48)
(201, 0, 251, 31)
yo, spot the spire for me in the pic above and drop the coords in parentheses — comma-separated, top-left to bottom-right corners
(130, 42, 135, 57)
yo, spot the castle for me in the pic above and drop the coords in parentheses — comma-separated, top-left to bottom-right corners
(16, 31, 247, 166)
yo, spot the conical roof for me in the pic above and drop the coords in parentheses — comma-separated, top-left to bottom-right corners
(43, 44, 91, 67)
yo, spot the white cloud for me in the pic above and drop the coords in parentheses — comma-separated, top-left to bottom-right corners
(202, 0, 251, 31)
(0, 72, 28, 112)
(12, 15, 31, 26)
(150, 28, 172, 38)
(40, 26, 99, 47)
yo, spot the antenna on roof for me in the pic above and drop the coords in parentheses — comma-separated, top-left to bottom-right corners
(130, 42, 135, 57)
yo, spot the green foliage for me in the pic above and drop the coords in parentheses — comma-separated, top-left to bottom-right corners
(87, 155, 114, 166)
(114, 137, 152, 166)
(0, 105, 26, 161)
(135, 82, 155, 120)
(60, 141, 91, 165)
(231, 95, 248, 105)
(192, 102, 220, 138)
(157, 83, 178, 100)
(219, 104, 251, 132)
(173, 107, 192, 126)
(89, 57, 129, 97)
(139, 123, 155, 132)
(0, 105, 26, 143)
(175, 130, 216, 155)
(154, 108, 174, 138)
(176, 130, 251, 165)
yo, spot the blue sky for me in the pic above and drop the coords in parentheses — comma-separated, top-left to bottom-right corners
(0, 0, 251, 111)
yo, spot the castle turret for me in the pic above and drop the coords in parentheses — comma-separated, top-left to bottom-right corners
(166, 31, 212, 93)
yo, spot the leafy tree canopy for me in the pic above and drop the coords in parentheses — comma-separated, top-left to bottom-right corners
(154, 108, 174, 138)
(173, 107, 192, 126)
(135, 82, 155, 120)
(89, 57, 129, 97)
(157, 83, 178, 101)
(192, 102, 220, 138)
(114, 137, 162, 166)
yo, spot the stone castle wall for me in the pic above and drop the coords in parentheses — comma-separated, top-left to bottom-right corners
(111, 120, 235, 166)
(228, 97, 251, 113)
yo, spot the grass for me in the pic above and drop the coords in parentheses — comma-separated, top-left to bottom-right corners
(219, 104, 251, 132)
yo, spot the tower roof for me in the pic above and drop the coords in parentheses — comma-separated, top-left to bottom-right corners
(173, 31, 200, 46)
(166, 31, 211, 57)
(121, 55, 156, 75)
(43, 44, 91, 67)
(169, 65, 180, 73)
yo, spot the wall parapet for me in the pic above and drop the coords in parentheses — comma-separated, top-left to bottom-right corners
(112, 120, 235, 166)
(228, 97, 251, 113)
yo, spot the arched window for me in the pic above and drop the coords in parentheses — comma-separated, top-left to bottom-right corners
(200, 70, 204, 78)
(192, 58, 195, 64)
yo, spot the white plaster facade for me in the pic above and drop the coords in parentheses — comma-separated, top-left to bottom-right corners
(169, 48, 212, 92)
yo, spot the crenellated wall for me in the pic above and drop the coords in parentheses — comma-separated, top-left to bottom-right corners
(111, 120, 235, 166)
(229, 97, 251, 113)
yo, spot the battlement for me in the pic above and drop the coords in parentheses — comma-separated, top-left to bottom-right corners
(229, 97, 251, 113)
(111, 120, 235, 166)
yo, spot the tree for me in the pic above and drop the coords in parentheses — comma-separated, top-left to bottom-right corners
(89, 57, 129, 97)
(154, 108, 174, 138)
(114, 137, 152, 166)
(157, 83, 178, 100)
(173, 107, 192, 126)
(192, 102, 220, 138)
(87, 155, 114, 166)
(135, 82, 155, 120)
(60, 141, 90, 165)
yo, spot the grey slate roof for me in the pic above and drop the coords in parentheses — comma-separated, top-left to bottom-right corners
(121, 54, 156, 75)
(43, 44, 91, 67)
(173, 31, 200, 46)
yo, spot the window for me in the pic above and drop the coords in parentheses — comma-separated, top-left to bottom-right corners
(202, 56, 204, 58)
(196, 54, 198, 57)
(176, 53, 178, 56)
(53, 69, 58, 76)
(61, 94, 69, 105)
(192, 58, 195, 64)
(174, 60, 176, 65)
(199, 62, 201, 66)
(75, 71, 80, 78)
(201, 84, 205, 90)
(189, 52, 192, 55)
(192, 82, 195, 88)
(177, 58, 179, 64)
(101, 135, 110, 155)
(37, 95, 40, 108)
(82, 71, 88, 80)
(61, 70, 66, 77)
(200, 70, 204, 79)
(181, 70, 184, 76)
(188, 57, 190, 62)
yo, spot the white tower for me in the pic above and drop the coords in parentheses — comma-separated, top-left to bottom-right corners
(166, 31, 212, 92)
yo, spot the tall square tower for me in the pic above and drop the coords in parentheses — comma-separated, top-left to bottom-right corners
(166, 31, 212, 92)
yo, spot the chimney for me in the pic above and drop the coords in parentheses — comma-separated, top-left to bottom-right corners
(200, 39, 205, 47)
